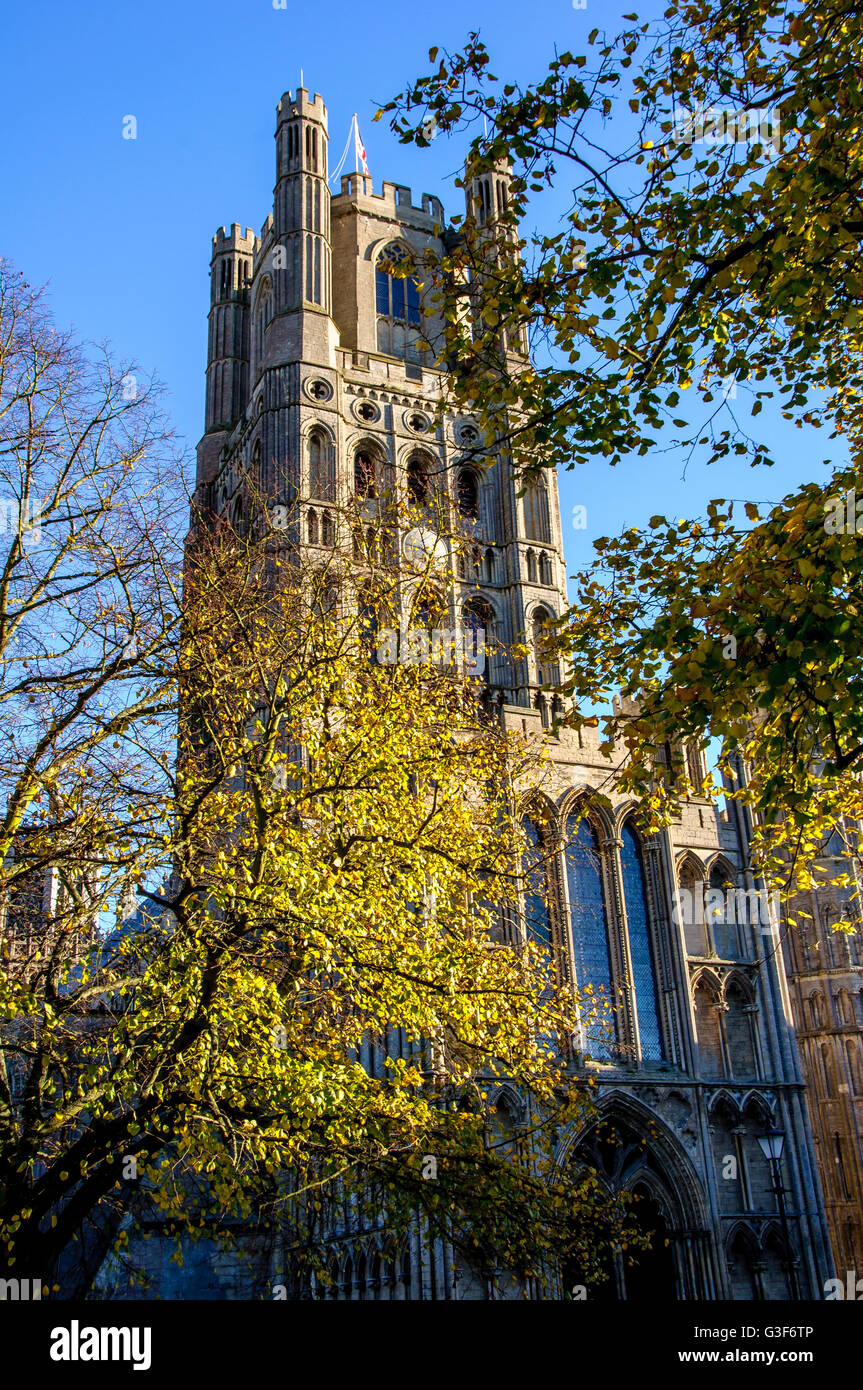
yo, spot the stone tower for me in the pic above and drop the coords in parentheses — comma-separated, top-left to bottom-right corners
(191, 85, 835, 1301)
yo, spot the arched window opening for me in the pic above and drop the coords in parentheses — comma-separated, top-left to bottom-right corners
(526, 549, 537, 583)
(376, 243, 424, 363)
(693, 979, 725, 1078)
(485, 547, 495, 582)
(809, 992, 824, 1029)
(320, 510, 334, 547)
(456, 555, 466, 580)
(709, 862, 741, 960)
(256, 279, 273, 367)
(686, 741, 705, 789)
(821, 1043, 834, 1096)
(307, 508, 318, 545)
(847, 1039, 863, 1094)
(522, 817, 554, 956)
(524, 482, 551, 543)
(724, 981, 757, 1079)
(532, 606, 559, 687)
(354, 451, 376, 499)
(309, 430, 335, 501)
(621, 823, 666, 1061)
(406, 456, 429, 505)
(456, 469, 479, 519)
(678, 861, 708, 956)
(728, 1230, 761, 1301)
(462, 599, 493, 685)
(565, 814, 615, 1059)
(539, 551, 552, 586)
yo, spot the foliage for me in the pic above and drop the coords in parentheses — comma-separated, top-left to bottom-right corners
(382, 3, 863, 911)
(0, 280, 633, 1298)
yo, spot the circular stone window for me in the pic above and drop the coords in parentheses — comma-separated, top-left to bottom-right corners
(457, 421, 479, 446)
(305, 378, 333, 402)
(406, 410, 430, 434)
(354, 399, 381, 424)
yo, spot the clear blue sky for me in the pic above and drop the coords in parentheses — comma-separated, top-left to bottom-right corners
(2, 0, 839, 589)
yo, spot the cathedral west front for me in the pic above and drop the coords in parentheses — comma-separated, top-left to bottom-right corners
(163, 83, 841, 1300)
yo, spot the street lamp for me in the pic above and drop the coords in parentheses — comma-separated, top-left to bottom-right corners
(757, 1128, 800, 1299)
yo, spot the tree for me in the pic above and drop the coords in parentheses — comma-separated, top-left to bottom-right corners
(382, 1, 863, 912)
(0, 307, 633, 1294)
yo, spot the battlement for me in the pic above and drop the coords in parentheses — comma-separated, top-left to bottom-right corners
(212, 224, 257, 254)
(276, 87, 328, 130)
(333, 175, 444, 226)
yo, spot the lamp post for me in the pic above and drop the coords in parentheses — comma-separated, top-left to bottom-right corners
(757, 1128, 800, 1299)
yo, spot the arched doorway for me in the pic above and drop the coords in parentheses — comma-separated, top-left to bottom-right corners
(563, 1108, 710, 1300)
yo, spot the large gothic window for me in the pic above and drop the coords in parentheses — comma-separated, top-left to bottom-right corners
(375, 243, 424, 363)
(621, 823, 666, 1061)
(565, 815, 615, 1058)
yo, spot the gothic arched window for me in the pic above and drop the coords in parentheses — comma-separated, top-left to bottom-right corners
(309, 430, 335, 501)
(462, 599, 493, 684)
(524, 482, 551, 543)
(255, 278, 273, 368)
(724, 980, 757, 1078)
(709, 862, 741, 960)
(526, 549, 537, 583)
(375, 243, 424, 363)
(538, 552, 552, 586)
(406, 455, 430, 505)
(678, 861, 708, 956)
(532, 606, 559, 687)
(307, 508, 318, 545)
(354, 450, 376, 499)
(522, 817, 554, 955)
(621, 822, 666, 1061)
(565, 814, 615, 1059)
(456, 469, 479, 519)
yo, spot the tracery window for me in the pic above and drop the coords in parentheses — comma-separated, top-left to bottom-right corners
(522, 817, 554, 955)
(375, 243, 424, 363)
(621, 823, 666, 1061)
(565, 815, 615, 1059)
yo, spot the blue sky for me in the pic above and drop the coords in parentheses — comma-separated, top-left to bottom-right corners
(2, 0, 839, 592)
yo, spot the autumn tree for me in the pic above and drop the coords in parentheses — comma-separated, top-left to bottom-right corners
(383, 0, 863, 912)
(0, 303, 632, 1297)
